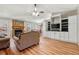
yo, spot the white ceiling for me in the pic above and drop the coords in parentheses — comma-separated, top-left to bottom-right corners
(0, 4, 78, 23)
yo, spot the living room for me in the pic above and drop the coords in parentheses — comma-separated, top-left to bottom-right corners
(0, 4, 79, 55)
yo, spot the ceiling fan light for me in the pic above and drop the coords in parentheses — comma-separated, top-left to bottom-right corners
(35, 12, 39, 16)
(32, 12, 36, 15)
(34, 8, 37, 11)
(32, 11, 39, 16)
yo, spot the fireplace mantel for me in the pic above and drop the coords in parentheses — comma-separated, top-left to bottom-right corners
(12, 26, 24, 29)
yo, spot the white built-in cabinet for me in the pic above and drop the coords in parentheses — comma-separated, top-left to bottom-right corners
(60, 32, 69, 42)
(68, 15, 77, 43)
(42, 15, 78, 44)
(64, 32, 69, 42)
(60, 32, 65, 41)
(54, 32, 60, 40)
(50, 32, 55, 39)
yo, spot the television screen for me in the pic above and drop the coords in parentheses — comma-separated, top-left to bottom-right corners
(51, 23, 60, 28)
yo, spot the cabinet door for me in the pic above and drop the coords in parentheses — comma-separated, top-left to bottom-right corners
(69, 23, 77, 43)
(45, 31, 51, 38)
(54, 32, 56, 39)
(54, 32, 60, 40)
(64, 32, 69, 42)
(69, 16, 77, 24)
(60, 32, 68, 42)
(48, 31, 52, 38)
(60, 32, 65, 41)
(50, 32, 55, 39)
(68, 16, 77, 43)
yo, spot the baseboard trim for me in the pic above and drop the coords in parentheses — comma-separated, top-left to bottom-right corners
(44, 37, 78, 45)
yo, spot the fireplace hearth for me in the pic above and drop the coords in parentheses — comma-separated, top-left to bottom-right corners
(15, 30, 23, 37)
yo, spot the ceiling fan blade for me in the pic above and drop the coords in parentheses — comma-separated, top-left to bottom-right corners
(39, 11, 44, 13)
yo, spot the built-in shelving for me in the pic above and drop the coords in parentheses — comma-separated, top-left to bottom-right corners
(61, 19, 68, 32)
(47, 22, 51, 31)
(47, 14, 61, 31)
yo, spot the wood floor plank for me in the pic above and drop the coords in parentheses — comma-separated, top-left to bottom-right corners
(0, 37, 79, 55)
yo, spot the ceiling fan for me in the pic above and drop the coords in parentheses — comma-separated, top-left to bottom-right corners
(32, 4, 44, 16)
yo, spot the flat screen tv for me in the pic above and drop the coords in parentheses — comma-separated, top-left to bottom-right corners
(51, 23, 60, 28)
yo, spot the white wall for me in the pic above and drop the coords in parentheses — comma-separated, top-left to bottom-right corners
(77, 8, 79, 45)
(0, 19, 12, 36)
(24, 21, 41, 32)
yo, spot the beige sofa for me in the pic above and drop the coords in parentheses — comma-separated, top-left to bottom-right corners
(14, 31, 40, 51)
(0, 37, 10, 49)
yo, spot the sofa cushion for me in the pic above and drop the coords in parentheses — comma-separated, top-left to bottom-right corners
(0, 34, 5, 38)
(13, 36, 19, 41)
(0, 33, 7, 38)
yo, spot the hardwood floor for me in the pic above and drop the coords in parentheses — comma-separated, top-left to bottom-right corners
(0, 37, 79, 55)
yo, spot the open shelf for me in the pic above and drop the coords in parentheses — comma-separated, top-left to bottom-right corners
(61, 19, 68, 32)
